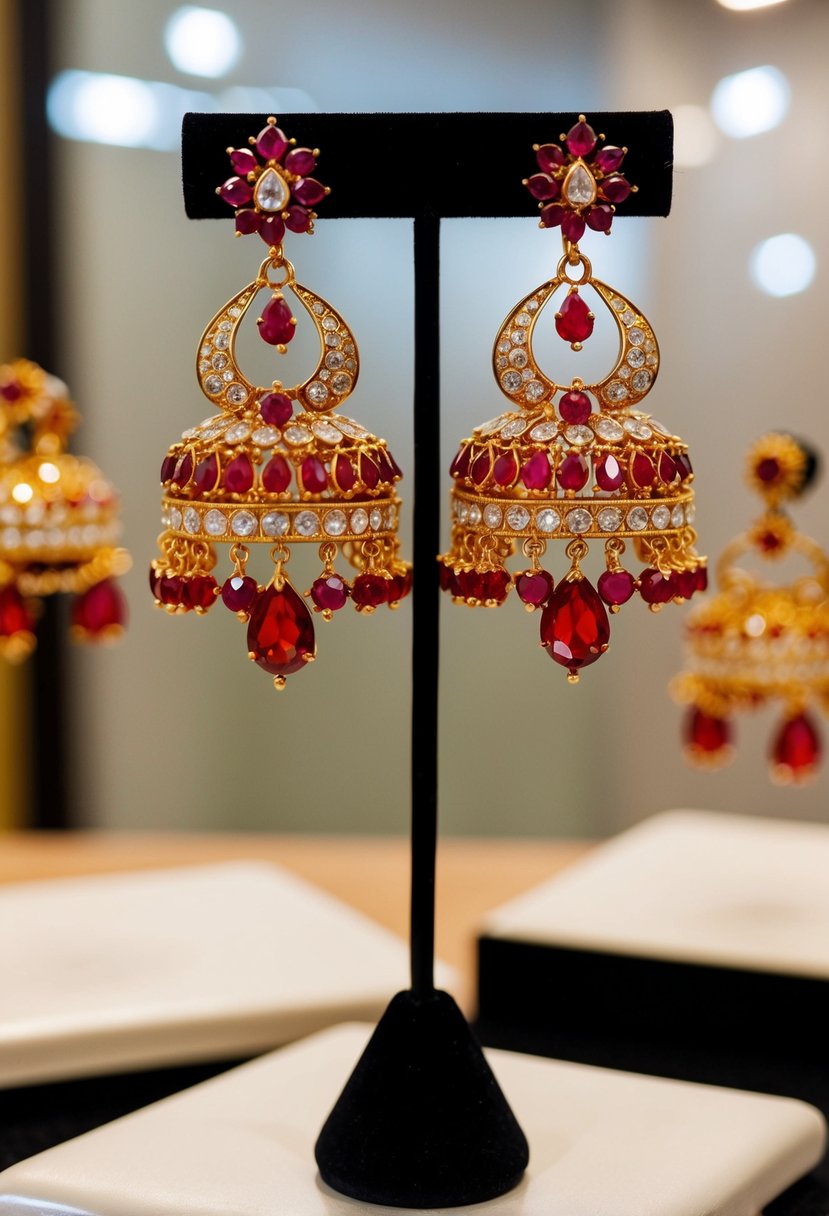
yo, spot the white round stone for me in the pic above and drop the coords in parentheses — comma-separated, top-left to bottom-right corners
(183, 507, 200, 534)
(323, 510, 347, 537)
(511, 329, 527, 345)
(593, 417, 625, 441)
(169, 507, 183, 531)
(632, 370, 653, 392)
(467, 504, 482, 526)
(204, 375, 223, 395)
(497, 339, 510, 354)
(483, 504, 503, 528)
(597, 507, 623, 531)
(525, 382, 545, 402)
(627, 506, 649, 531)
(225, 422, 251, 443)
(213, 333, 229, 350)
(322, 316, 338, 331)
(606, 381, 628, 402)
(565, 425, 593, 446)
(628, 327, 644, 346)
(226, 384, 248, 405)
(509, 348, 528, 368)
(350, 508, 368, 534)
(325, 351, 345, 370)
(685, 504, 696, 524)
(536, 508, 560, 534)
(456, 502, 469, 524)
(672, 504, 685, 528)
(283, 425, 313, 446)
(627, 348, 645, 368)
(231, 510, 258, 537)
(306, 381, 329, 405)
(621, 310, 635, 326)
(312, 420, 341, 444)
(251, 426, 281, 447)
(506, 506, 530, 530)
(651, 505, 671, 530)
(203, 509, 227, 536)
(530, 421, 559, 442)
(331, 372, 352, 394)
(325, 333, 342, 348)
(261, 511, 289, 537)
(369, 508, 384, 530)
(295, 510, 320, 537)
(516, 311, 531, 326)
(501, 370, 522, 394)
(566, 508, 592, 534)
(212, 353, 228, 370)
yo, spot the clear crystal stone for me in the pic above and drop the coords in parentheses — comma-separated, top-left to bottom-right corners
(227, 384, 248, 405)
(525, 381, 545, 401)
(497, 357, 507, 368)
(183, 507, 200, 534)
(509, 348, 528, 368)
(536, 508, 560, 533)
(251, 426, 281, 446)
(566, 508, 592, 534)
(478, 416, 505, 436)
(294, 510, 320, 537)
(483, 504, 503, 528)
(214, 333, 229, 350)
(181, 428, 198, 440)
(619, 367, 631, 379)
(261, 511, 289, 537)
(229, 307, 241, 317)
(199, 362, 209, 374)
(624, 418, 653, 439)
(522, 368, 533, 381)
(219, 321, 232, 332)
(169, 507, 183, 530)
(652, 505, 671, 530)
(350, 508, 368, 534)
(312, 301, 324, 315)
(606, 382, 628, 402)
(223, 371, 233, 381)
(527, 299, 539, 312)
(686, 504, 696, 524)
(628, 327, 644, 346)
(201, 345, 212, 357)
(345, 358, 356, 371)
(323, 510, 347, 537)
(565, 425, 593, 446)
(322, 316, 338, 331)
(564, 162, 596, 205)
(457, 501, 469, 524)
(467, 504, 482, 526)
(254, 167, 289, 211)
(647, 354, 658, 366)
(597, 507, 623, 531)
(650, 418, 672, 437)
(497, 339, 510, 354)
(336, 418, 367, 438)
(612, 297, 625, 311)
(516, 311, 532, 326)
(501, 370, 523, 393)
(506, 505, 530, 530)
(306, 381, 329, 405)
(203, 508, 227, 536)
(312, 420, 341, 444)
(319, 370, 330, 381)
(225, 422, 251, 443)
(325, 333, 342, 348)
(672, 504, 685, 528)
(511, 329, 527, 345)
(231, 510, 258, 537)
(501, 417, 529, 439)
(331, 372, 352, 394)
(621, 310, 635, 326)
(344, 343, 355, 354)
(283, 425, 313, 445)
(530, 421, 559, 441)
(627, 506, 649, 531)
(645, 339, 655, 352)
(627, 348, 645, 368)
(204, 375, 223, 395)
(212, 353, 228, 370)
(325, 351, 345, 370)
(370, 508, 383, 530)
(632, 370, 653, 392)
(385, 506, 396, 527)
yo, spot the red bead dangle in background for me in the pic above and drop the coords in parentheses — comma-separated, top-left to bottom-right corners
(150, 118, 410, 688)
(439, 115, 706, 682)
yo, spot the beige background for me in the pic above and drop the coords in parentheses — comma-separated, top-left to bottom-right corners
(45, 0, 829, 834)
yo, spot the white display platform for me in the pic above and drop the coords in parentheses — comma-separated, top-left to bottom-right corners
(482, 809, 829, 977)
(0, 1023, 822, 1215)
(0, 862, 452, 1087)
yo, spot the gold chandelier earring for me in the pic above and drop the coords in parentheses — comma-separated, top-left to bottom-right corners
(439, 116, 705, 681)
(150, 118, 410, 688)
(674, 433, 827, 784)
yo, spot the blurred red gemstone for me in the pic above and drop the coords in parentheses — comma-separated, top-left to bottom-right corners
(676, 453, 693, 481)
(482, 569, 511, 603)
(757, 457, 781, 483)
(149, 566, 162, 600)
(247, 582, 315, 678)
(456, 569, 486, 601)
(516, 569, 554, 606)
(558, 453, 588, 491)
(598, 568, 635, 606)
(631, 451, 655, 487)
(658, 451, 678, 484)
(565, 120, 597, 158)
(685, 707, 732, 757)
(159, 575, 185, 607)
(262, 454, 291, 493)
(593, 145, 625, 173)
(258, 215, 286, 247)
(186, 575, 218, 612)
(561, 212, 586, 243)
(559, 390, 591, 423)
(555, 291, 593, 344)
(194, 453, 219, 493)
(526, 173, 560, 200)
(595, 453, 623, 491)
(585, 204, 613, 232)
(229, 148, 257, 175)
(222, 574, 257, 613)
(376, 449, 397, 483)
(521, 450, 552, 490)
(438, 560, 454, 592)
(285, 147, 317, 175)
(639, 567, 673, 604)
(292, 177, 326, 206)
(450, 444, 472, 478)
(673, 570, 698, 600)
(311, 574, 349, 612)
(235, 209, 260, 235)
(696, 566, 708, 592)
(540, 203, 565, 229)
(224, 453, 255, 494)
(540, 577, 610, 674)
(160, 454, 176, 483)
(493, 450, 519, 487)
(360, 453, 380, 489)
(71, 579, 127, 635)
(536, 143, 566, 172)
(352, 573, 389, 607)
(219, 176, 253, 207)
(600, 174, 631, 203)
(260, 392, 293, 427)
(470, 450, 491, 485)
(256, 124, 288, 161)
(301, 455, 327, 493)
(0, 585, 34, 636)
(284, 205, 312, 233)
(172, 450, 193, 487)
(334, 453, 356, 491)
(258, 295, 295, 346)
(771, 713, 821, 782)
(393, 568, 413, 600)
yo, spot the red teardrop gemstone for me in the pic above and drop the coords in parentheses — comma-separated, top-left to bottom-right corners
(334, 453, 356, 491)
(360, 453, 380, 489)
(311, 575, 349, 612)
(771, 713, 821, 783)
(558, 390, 591, 423)
(565, 120, 597, 158)
(160, 454, 176, 484)
(526, 173, 559, 201)
(561, 212, 586, 244)
(257, 296, 296, 346)
(558, 453, 588, 491)
(470, 450, 491, 485)
(284, 205, 312, 233)
(222, 575, 258, 613)
(516, 569, 554, 607)
(540, 203, 565, 229)
(285, 147, 317, 176)
(456, 569, 486, 602)
(149, 566, 162, 601)
(223, 453, 255, 494)
(262, 454, 291, 493)
(194, 453, 220, 493)
(450, 444, 472, 479)
(658, 451, 678, 484)
(258, 215, 286, 248)
(696, 566, 709, 593)
(540, 577, 610, 676)
(521, 450, 552, 490)
(597, 568, 635, 607)
(260, 392, 293, 427)
(235, 209, 260, 236)
(229, 147, 257, 175)
(585, 204, 613, 233)
(685, 708, 732, 759)
(601, 174, 631, 203)
(376, 448, 397, 484)
(631, 451, 655, 488)
(595, 453, 624, 492)
(493, 450, 519, 487)
(247, 581, 315, 678)
(390, 569, 413, 602)
(218, 176, 253, 207)
(301, 455, 328, 493)
(555, 291, 594, 345)
(676, 453, 693, 481)
(593, 145, 626, 173)
(256, 124, 288, 161)
(536, 143, 566, 172)
(172, 450, 193, 488)
(71, 579, 127, 635)
(0, 585, 35, 637)
(292, 177, 326, 206)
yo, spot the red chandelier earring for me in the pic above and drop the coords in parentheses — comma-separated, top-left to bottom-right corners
(439, 115, 706, 682)
(150, 118, 410, 688)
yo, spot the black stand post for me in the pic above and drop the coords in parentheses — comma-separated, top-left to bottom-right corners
(183, 110, 673, 1209)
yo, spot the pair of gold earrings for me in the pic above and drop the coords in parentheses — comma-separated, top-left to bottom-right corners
(150, 116, 705, 688)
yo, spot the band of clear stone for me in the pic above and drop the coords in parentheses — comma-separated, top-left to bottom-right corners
(451, 487, 695, 541)
(161, 496, 399, 544)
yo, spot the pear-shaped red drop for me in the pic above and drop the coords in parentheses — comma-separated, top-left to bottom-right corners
(247, 581, 316, 680)
(771, 713, 821, 783)
(555, 291, 594, 346)
(540, 577, 610, 677)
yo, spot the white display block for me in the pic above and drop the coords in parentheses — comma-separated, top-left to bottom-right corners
(0, 862, 452, 1086)
(482, 809, 829, 977)
(0, 1023, 822, 1215)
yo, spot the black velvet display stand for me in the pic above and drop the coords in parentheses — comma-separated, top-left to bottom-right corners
(182, 111, 672, 1210)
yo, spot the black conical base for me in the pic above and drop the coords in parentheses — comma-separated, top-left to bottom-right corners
(315, 989, 529, 1209)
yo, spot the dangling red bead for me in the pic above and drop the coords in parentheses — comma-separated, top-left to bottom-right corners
(684, 707, 732, 764)
(71, 579, 127, 638)
(771, 712, 821, 783)
(247, 581, 315, 681)
(540, 577, 610, 679)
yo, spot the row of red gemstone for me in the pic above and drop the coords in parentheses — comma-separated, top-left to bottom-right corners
(150, 566, 412, 614)
(438, 559, 707, 608)
(685, 706, 821, 780)
(450, 442, 692, 493)
(0, 580, 125, 639)
(161, 446, 402, 497)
